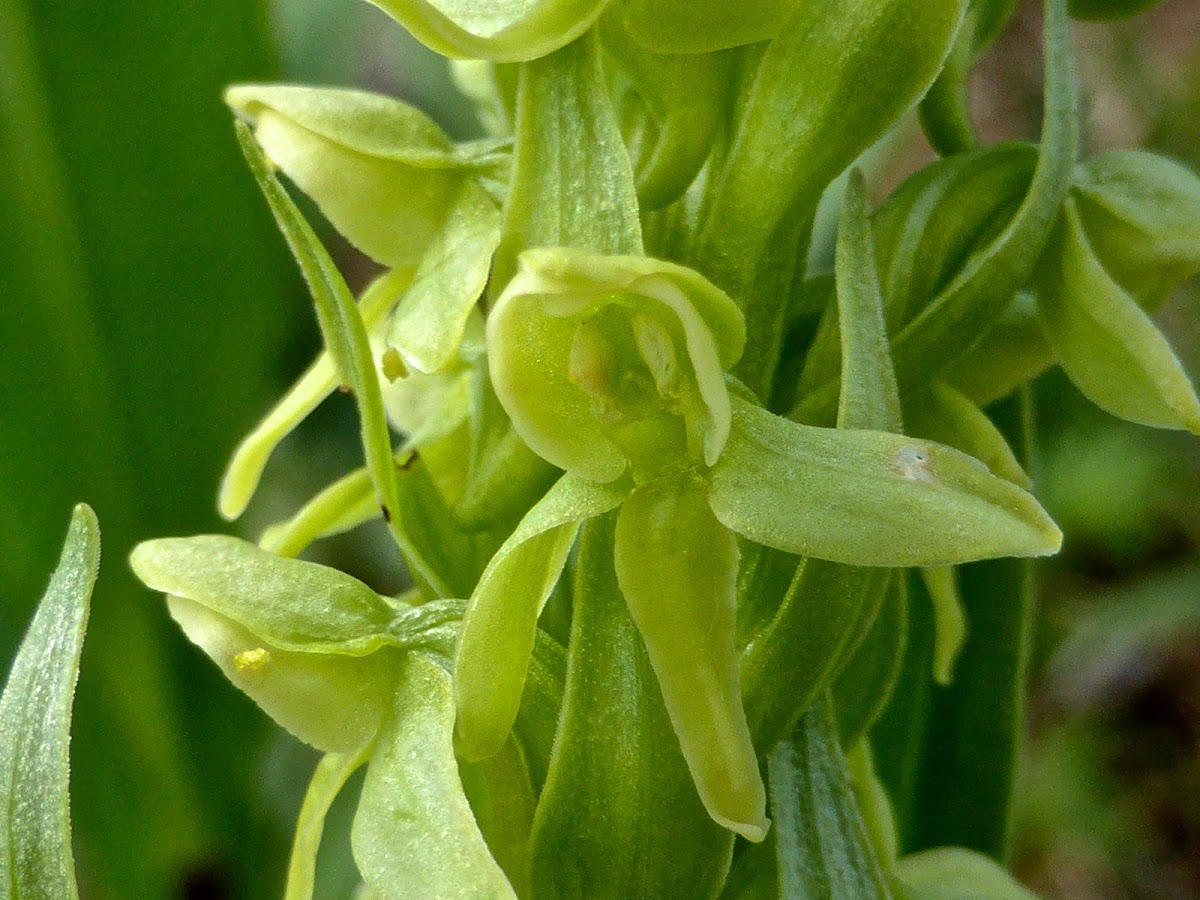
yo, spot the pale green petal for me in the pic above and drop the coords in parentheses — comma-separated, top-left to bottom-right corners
(1037, 200, 1200, 433)
(920, 566, 967, 685)
(259, 466, 378, 559)
(227, 85, 467, 267)
(614, 475, 767, 842)
(166, 596, 398, 753)
(708, 398, 1061, 567)
(1073, 150, 1200, 306)
(488, 268, 627, 482)
(219, 266, 412, 521)
(455, 473, 630, 760)
(131, 535, 395, 653)
(386, 180, 501, 374)
(285, 750, 370, 900)
(352, 655, 516, 899)
(365, 0, 609, 62)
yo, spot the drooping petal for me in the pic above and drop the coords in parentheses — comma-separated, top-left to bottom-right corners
(218, 266, 412, 521)
(614, 474, 767, 842)
(352, 654, 515, 899)
(454, 473, 630, 761)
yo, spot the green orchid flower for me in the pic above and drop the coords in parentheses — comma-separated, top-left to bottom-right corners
(129, 536, 530, 898)
(455, 246, 1062, 843)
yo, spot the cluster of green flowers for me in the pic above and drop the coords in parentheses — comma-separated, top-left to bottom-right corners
(131, 0, 1200, 896)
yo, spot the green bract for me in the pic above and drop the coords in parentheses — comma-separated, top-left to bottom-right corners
(488, 247, 745, 482)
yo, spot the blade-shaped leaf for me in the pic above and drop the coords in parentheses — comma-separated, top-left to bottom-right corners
(833, 576, 910, 747)
(492, 30, 642, 289)
(455, 473, 630, 761)
(708, 397, 1061, 567)
(0, 504, 98, 899)
(352, 654, 515, 899)
(531, 516, 735, 897)
(794, 0, 1078, 421)
(769, 695, 892, 900)
(614, 475, 767, 841)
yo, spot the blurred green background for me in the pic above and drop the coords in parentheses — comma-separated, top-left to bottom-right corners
(1, 0, 1197, 896)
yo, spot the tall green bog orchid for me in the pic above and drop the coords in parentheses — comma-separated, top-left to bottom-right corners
(52, 0, 1194, 894)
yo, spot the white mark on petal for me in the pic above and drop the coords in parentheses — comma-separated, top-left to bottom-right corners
(891, 445, 936, 483)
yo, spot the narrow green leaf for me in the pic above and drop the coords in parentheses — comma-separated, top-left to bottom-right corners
(907, 387, 1037, 859)
(800, 145, 1037, 408)
(709, 397, 1061, 567)
(743, 559, 892, 751)
(455, 473, 630, 761)
(131, 536, 395, 653)
(795, 0, 1077, 421)
(743, 167, 897, 752)
(769, 695, 892, 900)
(352, 654, 515, 899)
(285, 749, 370, 900)
(219, 266, 413, 521)
(459, 737, 537, 897)
(364, 0, 608, 62)
(0, 504, 98, 899)
(836, 170, 903, 434)
(493, 31, 642, 290)
(614, 475, 767, 841)
(1036, 199, 1200, 433)
(235, 121, 449, 596)
(895, 847, 1036, 899)
(696, 0, 966, 394)
(531, 516, 735, 897)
